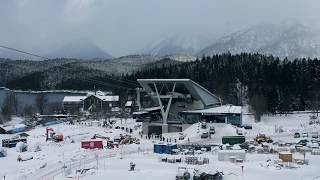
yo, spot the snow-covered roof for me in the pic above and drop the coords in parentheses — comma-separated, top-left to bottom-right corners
(132, 106, 161, 115)
(279, 151, 292, 155)
(87, 91, 113, 96)
(144, 106, 162, 111)
(93, 95, 119, 102)
(125, 101, 133, 107)
(111, 107, 121, 112)
(81, 139, 103, 142)
(218, 150, 246, 154)
(0, 124, 26, 131)
(63, 95, 119, 102)
(137, 79, 221, 107)
(182, 105, 242, 114)
(63, 96, 87, 102)
(132, 111, 148, 115)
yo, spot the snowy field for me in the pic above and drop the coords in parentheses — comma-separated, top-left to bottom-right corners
(1, 113, 320, 180)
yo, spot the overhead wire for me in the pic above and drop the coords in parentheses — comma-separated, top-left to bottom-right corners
(0, 44, 50, 60)
(0, 43, 140, 90)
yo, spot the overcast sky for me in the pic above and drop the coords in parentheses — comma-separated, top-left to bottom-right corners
(0, 0, 319, 57)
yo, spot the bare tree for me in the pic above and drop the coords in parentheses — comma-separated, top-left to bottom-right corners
(1, 92, 18, 122)
(23, 105, 34, 117)
(48, 102, 62, 114)
(36, 93, 48, 114)
(249, 95, 268, 122)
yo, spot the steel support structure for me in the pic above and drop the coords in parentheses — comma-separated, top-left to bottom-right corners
(153, 82, 176, 125)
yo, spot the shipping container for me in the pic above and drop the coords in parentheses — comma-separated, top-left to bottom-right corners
(222, 136, 245, 145)
(81, 140, 103, 149)
(154, 144, 177, 154)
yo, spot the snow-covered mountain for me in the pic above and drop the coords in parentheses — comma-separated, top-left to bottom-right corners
(141, 34, 209, 57)
(198, 23, 320, 59)
(162, 54, 197, 62)
(47, 39, 113, 60)
(0, 46, 42, 60)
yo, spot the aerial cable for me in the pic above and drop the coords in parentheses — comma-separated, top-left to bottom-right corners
(0, 44, 50, 60)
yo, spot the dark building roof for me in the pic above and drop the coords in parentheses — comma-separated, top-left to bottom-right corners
(137, 79, 221, 107)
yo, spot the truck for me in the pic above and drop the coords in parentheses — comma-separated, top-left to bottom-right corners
(222, 136, 245, 145)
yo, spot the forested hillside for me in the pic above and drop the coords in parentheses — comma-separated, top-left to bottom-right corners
(2, 53, 320, 116)
(0, 56, 178, 91)
(124, 53, 320, 116)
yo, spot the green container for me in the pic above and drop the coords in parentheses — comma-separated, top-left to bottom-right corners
(222, 136, 245, 145)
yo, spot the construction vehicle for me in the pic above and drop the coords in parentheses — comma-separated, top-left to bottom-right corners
(46, 128, 64, 142)
(107, 141, 119, 149)
(120, 134, 140, 145)
(255, 134, 273, 143)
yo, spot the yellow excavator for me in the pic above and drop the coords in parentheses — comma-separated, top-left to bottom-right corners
(255, 134, 273, 143)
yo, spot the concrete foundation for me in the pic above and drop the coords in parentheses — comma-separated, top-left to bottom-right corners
(142, 122, 192, 135)
(162, 124, 168, 134)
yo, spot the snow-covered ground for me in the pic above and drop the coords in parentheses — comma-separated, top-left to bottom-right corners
(1, 113, 320, 180)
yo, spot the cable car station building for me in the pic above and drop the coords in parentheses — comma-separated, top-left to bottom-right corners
(134, 79, 242, 135)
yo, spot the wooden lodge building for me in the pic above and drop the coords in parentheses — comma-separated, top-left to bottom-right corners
(63, 91, 119, 114)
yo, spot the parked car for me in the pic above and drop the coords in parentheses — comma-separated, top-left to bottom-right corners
(201, 122, 207, 129)
(302, 132, 308, 138)
(209, 127, 215, 134)
(294, 132, 301, 138)
(241, 124, 253, 130)
(193, 170, 223, 180)
(311, 132, 319, 139)
(236, 128, 243, 135)
(297, 139, 309, 146)
(201, 132, 209, 139)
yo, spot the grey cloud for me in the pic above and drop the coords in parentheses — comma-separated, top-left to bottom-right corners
(0, 0, 319, 57)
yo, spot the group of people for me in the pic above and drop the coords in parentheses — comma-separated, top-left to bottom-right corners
(143, 134, 190, 143)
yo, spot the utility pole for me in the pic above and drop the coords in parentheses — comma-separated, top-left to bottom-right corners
(241, 165, 244, 177)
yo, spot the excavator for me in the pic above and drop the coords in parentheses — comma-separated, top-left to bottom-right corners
(46, 127, 64, 142)
(255, 134, 273, 143)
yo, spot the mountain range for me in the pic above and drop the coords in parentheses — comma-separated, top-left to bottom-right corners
(198, 23, 320, 59)
(141, 34, 209, 57)
(1, 23, 320, 60)
(46, 39, 113, 60)
(141, 23, 320, 59)
(0, 39, 113, 61)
